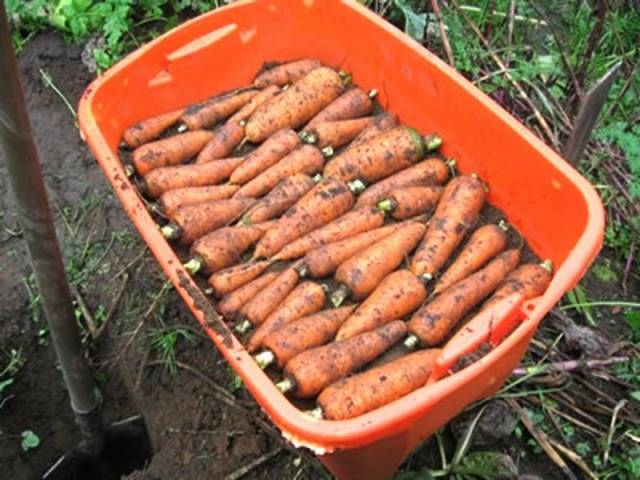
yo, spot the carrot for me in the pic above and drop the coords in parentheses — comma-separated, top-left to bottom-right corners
(132, 130, 213, 176)
(233, 145, 325, 199)
(161, 197, 255, 245)
(331, 222, 426, 305)
(410, 175, 486, 281)
(377, 185, 443, 220)
(323, 126, 442, 183)
(229, 85, 280, 123)
(355, 158, 451, 208)
(273, 206, 386, 261)
(254, 178, 357, 259)
(217, 271, 280, 321)
(433, 223, 509, 296)
(253, 59, 323, 88)
(237, 265, 300, 331)
(277, 320, 407, 398)
(181, 89, 259, 130)
(255, 306, 357, 369)
(187, 221, 274, 274)
(123, 108, 184, 148)
(406, 249, 521, 348)
(336, 270, 426, 340)
(316, 349, 440, 420)
(245, 67, 345, 143)
(306, 88, 374, 127)
(240, 174, 315, 225)
(158, 184, 239, 217)
(346, 113, 399, 150)
(195, 120, 245, 164)
(483, 260, 553, 310)
(301, 117, 377, 149)
(246, 281, 327, 352)
(229, 129, 300, 184)
(302, 223, 401, 278)
(208, 260, 271, 297)
(143, 157, 243, 199)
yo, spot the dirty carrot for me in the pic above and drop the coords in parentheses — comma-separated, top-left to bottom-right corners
(143, 156, 244, 198)
(195, 119, 246, 164)
(410, 175, 486, 282)
(229, 85, 280, 123)
(246, 281, 327, 352)
(346, 113, 399, 150)
(233, 145, 325, 199)
(331, 222, 426, 305)
(253, 58, 323, 88)
(377, 185, 443, 220)
(323, 126, 442, 183)
(229, 129, 301, 184)
(273, 206, 386, 261)
(255, 306, 357, 369)
(186, 221, 273, 274)
(277, 320, 407, 398)
(158, 184, 239, 217)
(483, 260, 553, 310)
(132, 130, 213, 176)
(316, 349, 440, 420)
(406, 249, 521, 348)
(306, 88, 374, 127)
(237, 265, 300, 331)
(208, 260, 271, 298)
(245, 67, 345, 143)
(161, 197, 255, 245)
(181, 89, 259, 130)
(301, 117, 377, 149)
(302, 223, 401, 278)
(217, 271, 280, 321)
(254, 178, 357, 259)
(123, 108, 184, 148)
(355, 157, 451, 208)
(240, 174, 315, 225)
(336, 270, 426, 340)
(433, 223, 509, 296)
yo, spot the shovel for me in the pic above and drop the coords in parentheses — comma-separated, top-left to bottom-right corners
(0, 4, 152, 479)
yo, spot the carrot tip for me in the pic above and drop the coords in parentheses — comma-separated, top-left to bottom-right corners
(424, 134, 443, 152)
(235, 320, 252, 334)
(183, 256, 204, 275)
(147, 202, 162, 215)
(338, 70, 352, 85)
(300, 131, 317, 144)
(240, 215, 252, 226)
(306, 407, 324, 419)
(368, 89, 378, 99)
(498, 219, 509, 232)
(203, 287, 214, 296)
(541, 259, 553, 273)
(254, 350, 275, 369)
(124, 164, 135, 178)
(446, 158, 457, 169)
(296, 263, 309, 278)
(376, 198, 395, 214)
(321, 146, 334, 157)
(177, 124, 187, 133)
(420, 273, 433, 284)
(276, 378, 295, 394)
(330, 284, 350, 308)
(161, 223, 182, 241)
(348, 179, 366, 194)
(312, 173, 324, 184)
(404, 334, 419, 350)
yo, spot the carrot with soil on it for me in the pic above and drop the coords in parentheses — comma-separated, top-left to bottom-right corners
(142, 156, 244, 198)
(132, 130, 213, 176)
(377, 185, 443, 220)
(331, 221, 426, 306)
(253, 58, 323, 88)
(208, 260, 271, 297)
(405, 249, 521, 348)
(315, 348, 440, 420)
(229, 85, 280, 123)
(346, 112, 398, 150)
(482, 260, 553, 310)
(181, 89, 259, 130)
(161, 197, 255, 245)
(217, 271, 280, 321)
(123, 108, 184, 149)
(336, 269, 426, 340)
(355, 157, 452, 208)
(236, 265, 300, 333)
(306, 88, 375, 127)
(277, 320, 407, 398)
(229, 129, 301, 184)
(157, 184, 239, 217)
(323, 126, 442, 183)
(432, 222, 509, 296)
(240, 174, 316, 225)
(410, 175, 487, 282)
(246, 281, 327, 352)
(196, 119, 246, 164)
(245, 67, 346, 143)
(255, 306, 357, 369)
(253, 178, 361, 259)
(233, 144, 325, 199)
(300, 117, 377, 149)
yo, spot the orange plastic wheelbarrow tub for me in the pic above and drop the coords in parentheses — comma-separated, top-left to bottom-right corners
(77, 1, 605, 478)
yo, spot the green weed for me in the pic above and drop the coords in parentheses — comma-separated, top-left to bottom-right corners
(149, 325, 195, 375)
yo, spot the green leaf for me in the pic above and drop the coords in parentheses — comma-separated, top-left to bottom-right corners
(393, 0, 426, 42)
(394, 468, 434, 480)
(21, 430, 40, 451)
(0, 378, 14, 394)
(630, 391, 640, 403)
(453, 451, 518, 479)
(591, 261, 618, 283)
(626, 310, 640, 340)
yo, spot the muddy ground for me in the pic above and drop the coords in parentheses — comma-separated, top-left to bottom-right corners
(1, 32, 637, 480)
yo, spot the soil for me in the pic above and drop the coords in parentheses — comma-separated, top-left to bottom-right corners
(1, 31, 638, 480)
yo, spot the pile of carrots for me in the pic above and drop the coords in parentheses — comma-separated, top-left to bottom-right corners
(121, 59, 553, 422)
